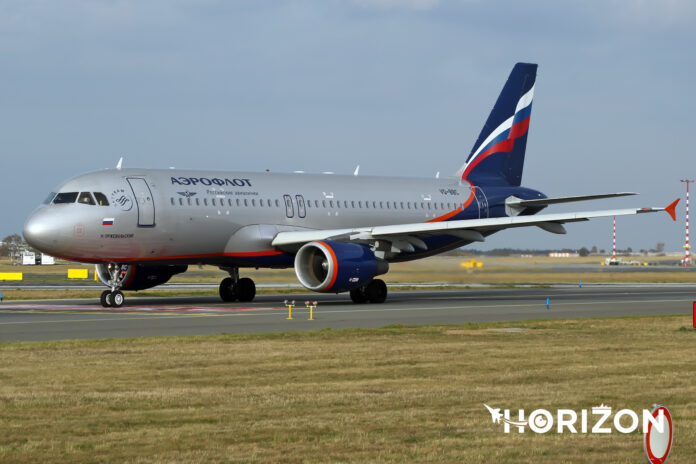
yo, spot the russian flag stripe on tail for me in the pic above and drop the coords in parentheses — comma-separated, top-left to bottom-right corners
(456, 63, 537, 187)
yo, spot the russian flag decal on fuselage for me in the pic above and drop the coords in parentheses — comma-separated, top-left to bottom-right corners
(102, 218, 114, 226)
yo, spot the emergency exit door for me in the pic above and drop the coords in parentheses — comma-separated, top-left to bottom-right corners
(127, 178, 156, 227)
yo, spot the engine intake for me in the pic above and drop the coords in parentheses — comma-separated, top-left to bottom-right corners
(294, 240, 388, 293)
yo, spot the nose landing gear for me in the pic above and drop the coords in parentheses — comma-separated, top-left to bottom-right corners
(99, 263, 128, 308)
(219, 267, 256, 303)
(100, 289, 124, 308)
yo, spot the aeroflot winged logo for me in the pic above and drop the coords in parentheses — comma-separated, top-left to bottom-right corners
(177, 190, 197, 198)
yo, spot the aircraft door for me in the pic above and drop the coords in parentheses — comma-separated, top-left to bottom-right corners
(283, 194, 294, 218)
(127, 178, 156, 227)
(474, 186, 489, 219)
(296, 195, 306, 218)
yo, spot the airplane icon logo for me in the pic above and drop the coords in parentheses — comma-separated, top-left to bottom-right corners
(483, 403, 528, 428)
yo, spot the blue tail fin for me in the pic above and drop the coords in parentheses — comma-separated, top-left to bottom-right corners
(456, 63, 537, 186)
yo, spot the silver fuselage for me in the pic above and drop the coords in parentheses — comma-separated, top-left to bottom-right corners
(23, 168, 539, 267)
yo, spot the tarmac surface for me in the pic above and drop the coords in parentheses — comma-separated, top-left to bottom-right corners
(0, 285, 694, 342)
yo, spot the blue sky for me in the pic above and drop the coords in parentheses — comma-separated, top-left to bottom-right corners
(1, 0, 694, 252)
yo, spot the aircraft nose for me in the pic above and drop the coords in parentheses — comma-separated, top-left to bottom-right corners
(23, 209, 55, 252)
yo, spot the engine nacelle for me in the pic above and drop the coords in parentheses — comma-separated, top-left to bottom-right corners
(96, 264, 188, 291)
(294, 241, 388, 293)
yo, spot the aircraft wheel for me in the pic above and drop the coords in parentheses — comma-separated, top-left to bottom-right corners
(111, 291, 124, 308)
(350, 287, 368, 304)
(100, 290, 112, 308)
(235, 278, 256, 302)
(365, 279, 387, 304)
(219, 277, 237, 302)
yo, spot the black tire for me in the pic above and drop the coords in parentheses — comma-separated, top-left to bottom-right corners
(365, 279, 387, 304)
(111, 290, 124, 308)
(219, 277, 236, 302)
(100, 290, 112, 308)
(235, 277, 256, 302)
(350, 287, 368, 304)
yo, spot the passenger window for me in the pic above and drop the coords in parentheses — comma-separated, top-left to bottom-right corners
(400, 202, 404, 209)
(344, 201, 348, 208)
(358, 201, 363, 208)
(322, 200, 326, 208)
(351, 201, 355, 208)
(330, 200, 334, 208)
(204, 198, 209, 206)
(179, 198, 183, 206)
(427, 203, 431, 210)
(228, 199, 232, 206)
(236, 199, 241, 207)
(50, 191, 72, 204)
(275, 199, 280, 207)
(244, 199, 248, 207)
(93, 192, 109, 206)
(78, 192, 95, 205)
(386, 202, 390, 209)
(268, 199, 272, 207)
(42, 192, 57, 204)
(251, 199, 256, 207)
(372, 201, 376, 208)
(170, 198, 175, 206)
(365, 201, 369, 209)
(212, 199, 216, 206)
(187, 198, 192, 206)
(380, 201, 384, 209)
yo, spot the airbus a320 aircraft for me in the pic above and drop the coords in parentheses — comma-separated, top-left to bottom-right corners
(23, 63, 678, 307)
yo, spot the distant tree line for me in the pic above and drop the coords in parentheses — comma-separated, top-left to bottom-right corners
(0, 234, 25, 258)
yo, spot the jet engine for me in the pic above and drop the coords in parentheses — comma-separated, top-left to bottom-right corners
(96, 264, 188, 291)
(294, 240, 388, 293)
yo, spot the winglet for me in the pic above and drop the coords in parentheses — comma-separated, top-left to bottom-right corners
(665, 198, 680, 221)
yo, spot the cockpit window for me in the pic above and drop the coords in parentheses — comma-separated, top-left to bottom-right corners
(52, 192, 79, 204)
(42, 192, 56, 204)
(78, 192, 96, 205)
(93, 192, 109, 206)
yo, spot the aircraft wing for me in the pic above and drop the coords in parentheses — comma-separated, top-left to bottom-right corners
(271, 199, 679, 255)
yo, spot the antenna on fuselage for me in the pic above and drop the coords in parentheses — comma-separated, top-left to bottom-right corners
(116, 157, 123, 170)
(354, 165, 360, 176)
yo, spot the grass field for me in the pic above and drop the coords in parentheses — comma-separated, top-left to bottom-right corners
(1, 315, 694, 463)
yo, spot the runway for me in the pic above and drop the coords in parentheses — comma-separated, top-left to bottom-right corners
(0, 285, 693, 342)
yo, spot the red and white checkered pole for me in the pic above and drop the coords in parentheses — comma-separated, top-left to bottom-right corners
(682, 179, 694, 266)
(611, 216, 617, 263)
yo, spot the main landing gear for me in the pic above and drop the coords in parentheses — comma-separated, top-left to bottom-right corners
(219, 267, 256, 302)
(349, 279, 387, 304)
(100, 263, 128, 308)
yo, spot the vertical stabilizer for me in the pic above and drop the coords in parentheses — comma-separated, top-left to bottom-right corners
(455, 63, 537, 186)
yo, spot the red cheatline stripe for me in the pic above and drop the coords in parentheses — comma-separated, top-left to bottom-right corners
(426, 187, 477, 223)
(316, 241, 338, 291)
(49, 250, 286, 263)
